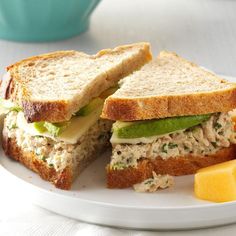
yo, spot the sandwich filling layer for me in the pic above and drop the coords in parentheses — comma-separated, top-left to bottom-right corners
(110, 112, 236, 170)
(1, 86, 116, 175)
(133, 171, 174, 192)
(5, 111, 112, 172)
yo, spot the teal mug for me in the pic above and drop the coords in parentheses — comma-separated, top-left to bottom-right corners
(0, 0, 101, 42)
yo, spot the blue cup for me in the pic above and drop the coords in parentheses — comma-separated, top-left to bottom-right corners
(0, 0, 101, 42)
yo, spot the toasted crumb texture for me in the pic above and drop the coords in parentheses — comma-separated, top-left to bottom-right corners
(3, 111, 112, 189)
(4, 43, 152, 123)
(102, 51, 236, 121)
(107, 145, 236, 188)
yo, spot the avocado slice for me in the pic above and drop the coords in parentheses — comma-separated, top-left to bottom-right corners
(74, 86, 117, 117)
(34, 121, 69, 136)
(113, 114, 211, 139)
(75, 97, 104, 116)
(33, 121, 47, 133)
(43, 122, 68, 136)
(99, 86, 118, 99)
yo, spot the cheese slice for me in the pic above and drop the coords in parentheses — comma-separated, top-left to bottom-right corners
(17, 106, 103, 144)
(110, 132, 160, 144)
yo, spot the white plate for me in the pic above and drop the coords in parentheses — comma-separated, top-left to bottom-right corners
(0, 75, 236, 230)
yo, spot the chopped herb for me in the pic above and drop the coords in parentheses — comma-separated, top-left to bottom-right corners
(7, 124, 18, 130)
(184, 145, 189, 150)
(41, 156, 47, 162)
(161, 144, 168, 153)
(34, 135, 44, 138)
(98, 134, 106, 141)
(35, 149, 41, 156)
(112, 162, 127, 170)
(49, 163, 54, 167)
(12, 124, 18, 129)
(211, 142, 217, 148)
(144, 179, 153, 185)
(168, 143, 178, 149)
(9, 106, 22, 112)
(214, 122, 222, 130)
(218, 131, 224, 135)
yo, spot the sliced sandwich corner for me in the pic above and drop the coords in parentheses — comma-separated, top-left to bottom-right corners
(102, 51, 236, 189)
(0, 42, 152, 190)
(1, 43, 236, 192)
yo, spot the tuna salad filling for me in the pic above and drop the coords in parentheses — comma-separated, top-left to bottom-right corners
(110, 112, 236, 170)
(4, 111, 112, 172)
(133, 171, 174, 193)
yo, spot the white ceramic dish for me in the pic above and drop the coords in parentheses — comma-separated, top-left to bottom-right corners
(0, 75, 236, 230)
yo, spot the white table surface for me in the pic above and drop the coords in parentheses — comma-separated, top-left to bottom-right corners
(1, 0, 236, 235)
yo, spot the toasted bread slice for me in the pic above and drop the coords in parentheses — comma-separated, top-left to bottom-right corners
(107, 145, 236, 188)
(102, 51, 236, 121)
(3, 43, 151, 123)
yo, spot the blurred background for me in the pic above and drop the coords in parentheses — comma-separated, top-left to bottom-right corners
(0, 0, 236, 77)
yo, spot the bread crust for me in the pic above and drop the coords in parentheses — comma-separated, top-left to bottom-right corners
(4, 51, 77, 122)
(101, 51, 236, 121)
(2, 133, 73, 189)
(102, 88, 236, 121)
(5, 43, 151, 123)
(107, 145, 236, 188)
(21, 100, 69, 123)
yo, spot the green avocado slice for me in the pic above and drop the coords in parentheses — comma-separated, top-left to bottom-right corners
(113, 114, 212, 139)
(99, 86, 118, 99)
(33, 121, 47, 133)
(34, 121, 69, 136)
(75, 98, 104, 116)
(43, 122, 64, 136)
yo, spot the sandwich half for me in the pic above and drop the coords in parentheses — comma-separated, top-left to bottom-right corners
(1, 42, 152, 189)
(101, 51, 236, 189)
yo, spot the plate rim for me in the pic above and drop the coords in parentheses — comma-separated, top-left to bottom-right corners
(1, 74, 236, 230)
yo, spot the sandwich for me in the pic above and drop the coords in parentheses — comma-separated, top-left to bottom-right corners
(0, 43, 152, 189)
(101, 51, 236, 189)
